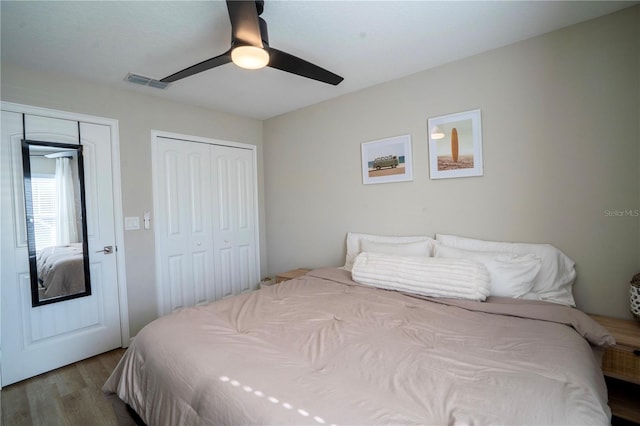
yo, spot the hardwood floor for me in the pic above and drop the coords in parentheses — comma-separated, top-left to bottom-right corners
(1, 348, 127, 426)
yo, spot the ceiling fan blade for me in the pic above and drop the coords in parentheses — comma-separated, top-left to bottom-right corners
(226, 0, 263, 47)
(267, 48, 343, 86)
(160, 51, 232, 83)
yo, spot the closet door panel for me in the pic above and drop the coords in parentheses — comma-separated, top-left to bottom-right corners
(154, 138, 214, 314)
(211, 145, 257, 299)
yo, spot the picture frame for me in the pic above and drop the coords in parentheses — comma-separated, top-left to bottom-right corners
(361, 134, 413, 185)
(427, 109, 483, 179)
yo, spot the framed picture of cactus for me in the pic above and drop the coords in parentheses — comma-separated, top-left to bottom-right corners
(361, 134, 413, 185)
(427, 109, 483, 179)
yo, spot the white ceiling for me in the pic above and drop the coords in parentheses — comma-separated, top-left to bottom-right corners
(1, 1, 636, 120)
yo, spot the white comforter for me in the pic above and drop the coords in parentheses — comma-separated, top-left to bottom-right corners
(104, 267, 613, 425)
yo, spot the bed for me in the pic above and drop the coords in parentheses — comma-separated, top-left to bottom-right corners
(104, 233, 614, 425)
(36, 243, 85, 299)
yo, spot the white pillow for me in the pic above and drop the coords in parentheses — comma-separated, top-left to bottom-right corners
(434, 243, 541, 298)
(360, 239, 432, 257)
(352, 252, 490, 301)
(436, 234, 576, 306)
(344, 232, 434, 271)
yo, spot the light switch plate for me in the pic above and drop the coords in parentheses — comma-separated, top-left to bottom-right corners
(124, 216, 140, 230)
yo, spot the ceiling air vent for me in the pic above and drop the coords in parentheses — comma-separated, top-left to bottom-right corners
(124, 73, 169, 90)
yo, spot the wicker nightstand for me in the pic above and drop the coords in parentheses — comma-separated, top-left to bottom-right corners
(589, 314, 640, 423)
(275, 268, 311, 283)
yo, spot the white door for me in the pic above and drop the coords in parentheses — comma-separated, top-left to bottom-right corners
(210, 144, 257, 299)
(154, 137, 215, 313)
(153, 134, 259, 316)
(1, 111, 122, 386)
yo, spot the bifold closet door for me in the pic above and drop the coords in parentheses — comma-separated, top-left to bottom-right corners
(153, 136, 258, 316)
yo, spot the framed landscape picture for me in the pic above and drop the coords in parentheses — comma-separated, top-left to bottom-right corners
(361, 134, 413, 185)
(427, 109, 483, 179)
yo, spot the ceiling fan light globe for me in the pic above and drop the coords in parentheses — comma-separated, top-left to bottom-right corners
(231, 46, 269, 70)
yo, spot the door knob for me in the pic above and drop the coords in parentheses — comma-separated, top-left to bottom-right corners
(96, 246, 114, 254)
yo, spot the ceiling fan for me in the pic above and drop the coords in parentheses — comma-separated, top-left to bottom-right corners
(160, 0, 343, 86)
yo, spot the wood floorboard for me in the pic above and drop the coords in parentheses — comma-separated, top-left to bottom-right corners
(1, 348, 126, 426)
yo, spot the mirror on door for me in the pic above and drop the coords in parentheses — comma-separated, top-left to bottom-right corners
(21, 139, 91, 306)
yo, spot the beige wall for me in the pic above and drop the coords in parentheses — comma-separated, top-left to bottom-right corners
(264, 7, 640, 318)
(1, 64, 265, 336)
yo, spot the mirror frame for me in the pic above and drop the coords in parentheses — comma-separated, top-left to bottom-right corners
(21, 139, 92, 307)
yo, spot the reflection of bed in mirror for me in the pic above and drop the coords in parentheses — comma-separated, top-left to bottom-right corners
(36, 243, 86, 299)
